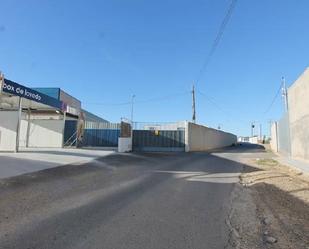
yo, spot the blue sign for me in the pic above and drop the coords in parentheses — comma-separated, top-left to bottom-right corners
(2, 79, 66, 110)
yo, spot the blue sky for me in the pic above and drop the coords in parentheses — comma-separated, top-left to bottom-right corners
(1, 0, 309, 136)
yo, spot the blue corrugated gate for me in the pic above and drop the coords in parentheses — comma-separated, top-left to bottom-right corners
(81, 122, 120, 147)
(82, 129, 120, 147)
(133, 130, 185, 152)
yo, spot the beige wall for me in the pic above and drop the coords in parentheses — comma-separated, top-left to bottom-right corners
(288, 67, 309, 161)
(185, 122, 237, 152)
(0, 111, 19, 151)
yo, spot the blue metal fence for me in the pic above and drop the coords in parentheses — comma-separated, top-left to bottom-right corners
(81, 121, 120, 147)
(133, 130, 185, 152)
(82, 129, 120, 147)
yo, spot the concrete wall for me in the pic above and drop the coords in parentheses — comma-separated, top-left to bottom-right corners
(277, 113, 291, 156)
(118, 137, 132, 152)
(0, 110, 73, 150)
(19, 117, 64, 148)
(185, 122, 237, 152)
(0, 111, 19, 151)
(270, 122, 278, 152)
(288, 67, 309, 161)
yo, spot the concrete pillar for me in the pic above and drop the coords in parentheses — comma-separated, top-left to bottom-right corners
(26, 108, 31, 148)
(62, 111, 66, 148)
(15, 97, 22, 153)
(185, 121, 190, 152)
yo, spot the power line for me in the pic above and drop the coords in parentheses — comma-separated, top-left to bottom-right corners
(263, 79, 284, 114)
(135, 92, 190, 104)
(197, 89, 248, 124)
(197, 90, 230, 118)
(82, 101, 132, 106)
(196, 0, 238, 84)
(83, 91, 190, 106)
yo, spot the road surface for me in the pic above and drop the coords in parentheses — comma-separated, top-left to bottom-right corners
(0, 144, 263, 249)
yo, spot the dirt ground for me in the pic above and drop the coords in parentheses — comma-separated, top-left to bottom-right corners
(228, 153, 309, 249)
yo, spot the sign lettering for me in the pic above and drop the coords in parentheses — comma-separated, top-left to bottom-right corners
(1, 79, 65, 110)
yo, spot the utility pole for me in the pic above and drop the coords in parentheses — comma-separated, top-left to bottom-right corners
(131, 94, 136, 125)
(251, 121, 255, 137)
(259, 123, 262, 141)
(281, 77, 289, 112)
(0, 71, 4, 92)
(268, 119, 272, 139)
(192, 84, 196, 123)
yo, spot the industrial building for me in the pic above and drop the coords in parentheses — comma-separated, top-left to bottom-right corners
(0, 73, 107, 152)
(1, 73, 237, 154)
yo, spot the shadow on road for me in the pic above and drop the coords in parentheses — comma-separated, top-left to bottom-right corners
(211, 143, 267, 154)
(0, 143, 308, 249)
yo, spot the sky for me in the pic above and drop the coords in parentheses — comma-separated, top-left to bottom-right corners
(1, 0, 309, 136)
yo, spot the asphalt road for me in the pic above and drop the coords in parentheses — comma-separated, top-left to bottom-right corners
(0, 144, 264, 249)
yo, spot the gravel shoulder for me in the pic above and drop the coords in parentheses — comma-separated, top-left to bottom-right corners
(228, 150, 309, 249)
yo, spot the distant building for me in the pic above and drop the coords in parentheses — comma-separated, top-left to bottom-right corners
(238, 136, 258, 144)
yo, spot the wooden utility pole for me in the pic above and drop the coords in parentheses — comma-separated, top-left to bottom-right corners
(192, 84, 196, 123)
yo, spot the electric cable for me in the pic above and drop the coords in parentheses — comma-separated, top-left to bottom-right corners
(196, 0, 238, 84)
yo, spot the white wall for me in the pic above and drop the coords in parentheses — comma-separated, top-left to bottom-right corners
(0, 111, 67, 150)
(0, 111, 19, 151)
(118, 137, 132, 152)
(19, 118, 63, 148)
(249, 136, 259, 144)
(185, 122, 237, 152)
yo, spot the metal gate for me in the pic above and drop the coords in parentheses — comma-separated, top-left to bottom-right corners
(63, 120, 78, 147)
(133, 123, 185, 152)
(81, 121, 120, 147)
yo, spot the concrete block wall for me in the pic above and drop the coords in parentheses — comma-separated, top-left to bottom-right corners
(185, 122, 237, 152)
(287, 67, 309, 161)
